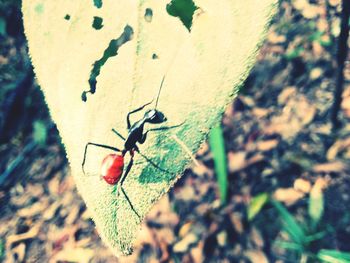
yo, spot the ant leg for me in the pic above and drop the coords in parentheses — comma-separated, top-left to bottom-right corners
(134, 147, 171, 174)
(120, 186, 141, 220)
(147, 122, 184, 133)
(127, 100, 154, 129)
(111, 128, 126, 141)
(117, 157, 141, 220)
(82, 142, 121, 174)
(120, 155, 133, 186)
(138, 122, 184, 145)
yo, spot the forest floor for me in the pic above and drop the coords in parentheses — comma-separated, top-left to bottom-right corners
(1, 0, 350, 262)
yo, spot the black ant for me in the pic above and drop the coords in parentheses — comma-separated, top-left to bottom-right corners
(82, 76, 182, 219)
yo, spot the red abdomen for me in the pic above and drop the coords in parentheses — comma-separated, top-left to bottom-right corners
(101, 154, 124, 185)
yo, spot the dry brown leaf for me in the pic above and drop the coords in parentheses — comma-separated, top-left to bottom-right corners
(312, 41, 324, 57)
(26, 184, 44, 197)
(313, 177, 329, 191)
(48, 177, 61, 195)
(317, 19, 328, 32)
(310, 68, 323, 80)
(80, 208, 90, 220)
(11, 243, 26, 263)
(256, 139, 279, 151)
(327, 138, 350, 160)
(147, 196, 179, 227)
(228, 152, 264, 173)
(292, 0, 321, 19)
(252, 108, 270, 118)
(341, 96, 350, 110)
(292, 0, 309, 10)
(6, 222, 42, 248)
(273, 188, 305, 206)
(230, 213, 244, 234)
(75, 238, 91, 248)
(157, 228, 176, 246)
(43, 201, 61, 220)
(328, 0, 341, 7)
(173, 233, 198, 253)
(244, 250, 269, 263)
(158, 236, 170, 262)
(313, 161, 348, 173)
(228, 151, 247, 173)
(250, 227, 264, 248)
(190, 241, 204, 263)
(65, 204, 81, 225)
(0, 55, 9, 65)
(50, 248, 94, 263)
(217, 231, 227, 247)
(294, 178, 311, 193)
(315, 124, 332, 135)
(179, 221, 194, 238)
(17, 199, 49, 218)
(278, 86, 297, 105)
(266, 94, 316, 139)
(302, 4, 321, 19)
(134, 226, 155, 248)
(268, 31, 286, 44)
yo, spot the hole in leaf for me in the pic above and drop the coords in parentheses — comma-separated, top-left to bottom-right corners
(92, 16, 103, 30)
(64, 14, 70, 21)
(166, 0, 198, 31)
(144, 8, 153, 23)
(152, 53, 158, 59)
(82, 25, 134, 102)
(93, 0, 102, 8)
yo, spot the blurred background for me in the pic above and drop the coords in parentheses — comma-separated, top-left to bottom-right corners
(1, 0, 350, 262)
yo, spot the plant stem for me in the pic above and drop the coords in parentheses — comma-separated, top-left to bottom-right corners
(331, 0, 350, 130)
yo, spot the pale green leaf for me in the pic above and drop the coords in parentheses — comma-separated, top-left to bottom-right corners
(248, 192, 269, 221)
(317, 249, 350, 263)
(22, 0, 277, 256)
(209, 126, 228, 204)
(272, 200, 306, 245)
(33, 120, 47, 145)
(0, 17, 6, 35)
(308, 180, 325, 227)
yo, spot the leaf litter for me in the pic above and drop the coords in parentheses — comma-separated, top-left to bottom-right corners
(1, 0, 350, 261)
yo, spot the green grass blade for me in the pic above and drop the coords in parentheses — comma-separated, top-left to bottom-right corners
(317, 249, 350, 263)
(271, 200, 306, 245)
(308, 184, 324, 227)
(248, 192, 269, 221)
(33, 120, 48, 145)
(0, 17, 6, 35)
(274, 241, 303, 252)
(209, 126, 228, 205)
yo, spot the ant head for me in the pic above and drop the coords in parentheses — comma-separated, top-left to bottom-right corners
(144, 109, 167, 124)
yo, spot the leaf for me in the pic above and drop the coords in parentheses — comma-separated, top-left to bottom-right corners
(271, 200, 306, 245)
(274, 241, 302, 252)
(308, 178, 326, 227)
(0, 239, 4, 261)
(209, 126, 228, 204)
(33, 120, 47, 145)
(22, 0, 277, 256)
(317, 249, 350, 263)
(247, 192, 269, 221)
(0, 17, 6, 35)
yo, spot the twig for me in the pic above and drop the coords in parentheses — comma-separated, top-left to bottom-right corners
(331, 0, 350, 130)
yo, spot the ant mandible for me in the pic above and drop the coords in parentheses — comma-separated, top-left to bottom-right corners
(81, 76, 181, 219)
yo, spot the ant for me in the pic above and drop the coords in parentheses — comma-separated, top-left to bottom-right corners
(82, 76, 182, 219)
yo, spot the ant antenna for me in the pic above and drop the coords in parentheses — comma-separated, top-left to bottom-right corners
(154, 75, 165, 110)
